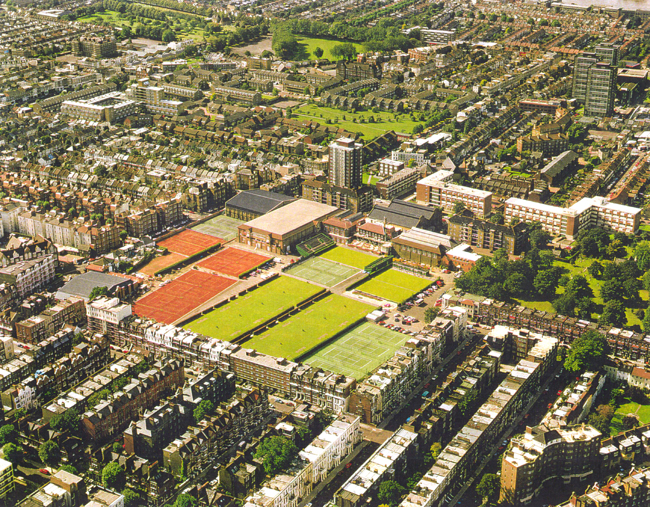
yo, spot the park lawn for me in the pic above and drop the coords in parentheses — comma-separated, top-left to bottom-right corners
(611, 400, 650, 435)
(184, 276, 322, 340)
(245, 295, 374, 360)
(355, 269, 431, 304)
(516, 257, 648, 328)
(294, 104, 422, 139)
(296, 37, 364, 61)
(320, 246, 378, 270)
(363, 173, 381, 185)
(78, 10, 131, 28)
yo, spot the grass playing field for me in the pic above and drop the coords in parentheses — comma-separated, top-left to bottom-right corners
(304, 322, 409, 380)
(286, 257, 360, 287)
(184, 276, 322, 340)
(355, 269, 431, 304)
(611, 400, 650, 435)
(191, 215, 244, 242)
(319, 246, 378, 270)
(245, 295, 374, 361)
(293, 104, 423, 139)
(295, 37, 364, 61)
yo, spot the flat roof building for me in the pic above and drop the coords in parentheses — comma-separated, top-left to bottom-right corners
(238, 200, 339, 254)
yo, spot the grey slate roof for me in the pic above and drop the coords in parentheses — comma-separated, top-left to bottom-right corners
(225, 189, 296, 216)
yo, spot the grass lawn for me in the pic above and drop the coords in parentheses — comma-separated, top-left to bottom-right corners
(79, 9, 209, 41)
(78, 10, 131, 28)
(294, 104, 422, 140)
(355, 269, 431, 304)
(245, 295, 374, 361)
(184, 276, 322, 340)
(611, 400, 650, 435)
(304, 322, 409, 380)
(363, 173, 381, 185)
(286, 257, 360, 287)
(515, 257, 648, 328)
(320, 246, 378, 270)
(296, 37, 364, 61)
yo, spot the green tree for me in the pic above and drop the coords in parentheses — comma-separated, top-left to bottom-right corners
(430, 442, 442, 461)
(162, 29, 176, 43)
(102, 462, 126, 490)
(642, 307, 650, 333)
(254, 436, 298, 475)
(174, 495, 198, 507)
(377, 481, 407, 507)
(330, 42, 357, 61)
(564, 330, 609, 373)
(600, 300, 626, 327)
(313, 47, 324, 58)
(2, 443, 22, 463)
(123, 488, 142, 507)
(600, 279, 624, 303)
(533, 267, 562, 299)
(39, 441, 61, 467)
(489, 213, 504, 225)
(476, 473, 500, 501)
(453, 201, 466, 214)
(424, 307, 439, 324)
(113, 442, 123, 454)
(457, 389, 478, 416)
(636, 241, 650, 271)
(59, 465, 78, 474)
(50, 409, 80, 433)
(89, 286, 108, 301)
(193, 399, 215, 423)
(0, 425, 15, 446)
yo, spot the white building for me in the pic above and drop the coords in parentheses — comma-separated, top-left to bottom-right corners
(417, 171, 493, 217)
(246, 414, 361, 507)
(0, 253, 56, 298)
(0, 458, 13, 499)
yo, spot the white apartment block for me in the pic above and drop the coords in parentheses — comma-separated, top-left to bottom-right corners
(0, 458, 13, 499)
(417, 171, 492, 217)
(87, 297, 132, 326)
(245, 415, 361, 507)
(377, 158, 405, 178)
(0, 253, 56, 298)
(504, 196, 641, 240)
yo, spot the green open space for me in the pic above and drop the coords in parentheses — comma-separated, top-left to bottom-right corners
(295, 36, 364, 61)
(363, 172, 381, 185)
(78, 8, 211, 41)
(293, 104, 422, 140)
(191, 215, 243, 242)
(514, 257, 648, 328)
(245, 295, 374, 360)
(319, 246, 378, 270)
(610, 400, 650, 435)
(304, 322, 409, 380)
(78, 10, 131, 28)
(355, 269, 431, 304)
(286, 257, 360, 287)
(184, 276, 321, 340)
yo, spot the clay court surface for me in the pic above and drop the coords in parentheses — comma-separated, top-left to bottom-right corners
(198, 248, 270, 277)
(157, 230, 222, 257)
(139, 252, 186, 276)
(133, 270, 236, 324)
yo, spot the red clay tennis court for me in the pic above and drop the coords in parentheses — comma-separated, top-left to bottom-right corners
(157, 230, 223, 257)
(133, 270, 236, 324)
(197, 247, 271, 277)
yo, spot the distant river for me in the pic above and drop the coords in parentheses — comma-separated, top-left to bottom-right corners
(559, 0, 649, 9)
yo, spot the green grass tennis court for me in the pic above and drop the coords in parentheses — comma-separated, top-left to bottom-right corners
(245, 295, 374, 361)
(286, 257, 360, 287)
(319, 246, 378, 270)
(355, 269, 432, 303)
(184, 276, 322, 340)
(304, 322, 409, 380)
(191, 215, 244, 242)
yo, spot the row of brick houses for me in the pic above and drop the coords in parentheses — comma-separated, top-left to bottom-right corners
(87, 297, 357, 414)
(442, 290, 650, 361)
(81, 359, 185, 441)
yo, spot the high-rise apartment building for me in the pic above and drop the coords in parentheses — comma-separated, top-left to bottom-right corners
(572, 44, 619, 117)
(329, 138, 363, 189)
